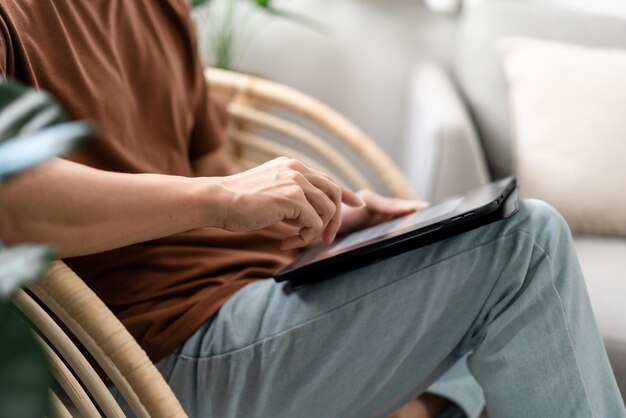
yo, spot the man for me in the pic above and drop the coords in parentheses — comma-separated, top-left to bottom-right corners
(0, 1, 623, 417)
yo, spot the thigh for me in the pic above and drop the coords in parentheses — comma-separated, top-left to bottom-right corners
(159, 200, 543, 418)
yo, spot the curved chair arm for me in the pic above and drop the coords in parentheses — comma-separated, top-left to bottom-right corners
(206, 68, 418, 200)
(27, 261, 188, 418)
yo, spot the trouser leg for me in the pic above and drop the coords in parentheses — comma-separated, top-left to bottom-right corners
(157, 200, 625, 418)
(426, 355, 484, 418)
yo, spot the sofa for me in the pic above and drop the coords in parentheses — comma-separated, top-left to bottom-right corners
(404, 0, 626, 400)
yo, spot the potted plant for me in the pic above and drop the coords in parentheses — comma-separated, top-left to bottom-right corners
(0, 81, 93, 417)
(192, 0, 323, 70)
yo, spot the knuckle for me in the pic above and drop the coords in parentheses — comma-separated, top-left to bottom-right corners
(284, 185, 297, 196)
(282, 171, 305, 186)
(312, 216, 324, 231)
(286, 184, 305, 200)
(289, 170, 304, 182)
(285, 158, 302, 170)
(326, 201, 337, 218)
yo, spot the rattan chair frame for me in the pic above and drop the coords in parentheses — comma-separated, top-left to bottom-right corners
(11, 69, 417, 417)
(205, 68, 417, 200)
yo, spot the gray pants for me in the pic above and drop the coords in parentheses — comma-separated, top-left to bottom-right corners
(148, 200, 625, 417)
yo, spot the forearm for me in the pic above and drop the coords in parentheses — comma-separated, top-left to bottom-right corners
(0, 158, 222, 258)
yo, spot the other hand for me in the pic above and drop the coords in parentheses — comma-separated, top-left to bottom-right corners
(338, 189, 429, 236)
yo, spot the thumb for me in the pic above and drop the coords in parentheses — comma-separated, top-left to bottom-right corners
(358, 190, 429, 215)
(341, 186, 365, 208)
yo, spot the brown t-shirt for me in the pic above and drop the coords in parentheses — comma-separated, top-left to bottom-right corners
(0, 0, 296, 362)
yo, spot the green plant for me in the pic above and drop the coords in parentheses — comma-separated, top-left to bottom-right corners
(0, 80, 93, 418)
(192, 0, 323, 70)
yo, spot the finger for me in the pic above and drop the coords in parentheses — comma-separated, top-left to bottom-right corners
(264, 221, 300, 237)
(341, 185, 364, 208)
(304, 173, 343, 243)
(280, 200, 324, 250)
(359, 212, 392, 229)
(356, 190, 392, 213)
(302, 185, 336, 235)
(358, 190, 429, 215)
(306, 167, 363, 208)
(290, 173, 336, 237)
(281, 160, 361, 239)
(281, 219, 302, 227)
(385, 199, 429, 215)
(279, 163, 339, 233)
(325, 194, 342, 243)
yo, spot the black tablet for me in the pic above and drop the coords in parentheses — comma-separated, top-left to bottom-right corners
(274, 177, 519, 287)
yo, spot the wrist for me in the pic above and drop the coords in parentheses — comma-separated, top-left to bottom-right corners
(186, 177, 231, 230)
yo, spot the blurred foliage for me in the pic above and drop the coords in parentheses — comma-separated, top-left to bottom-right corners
(0, 80, 93, 418)
(0, 302, 53, 418)
(192, 0, 323, 70)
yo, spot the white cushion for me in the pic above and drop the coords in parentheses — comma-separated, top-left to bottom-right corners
(499, 37, 626, 236)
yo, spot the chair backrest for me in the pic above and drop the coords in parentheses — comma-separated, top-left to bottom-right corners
(11, 70, 417, 417)
(205, 68, 417, 200)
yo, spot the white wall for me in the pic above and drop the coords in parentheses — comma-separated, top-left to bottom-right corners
(466, 0, 626, 17)
(194, 0, 458, 163)
(550, 0, 626, 17)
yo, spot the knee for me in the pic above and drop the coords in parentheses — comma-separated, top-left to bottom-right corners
(519, 198, 571, 238)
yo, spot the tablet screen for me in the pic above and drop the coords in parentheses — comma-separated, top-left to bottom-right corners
(328, 196, 464, 255)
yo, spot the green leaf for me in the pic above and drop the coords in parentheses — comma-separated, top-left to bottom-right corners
(191, 0, 212, 8)
(0, 80, 94, 180)
(0, 80, 78, 418)
(262, 6, 327, 33)
(0, 82, 65, 143)
(0, 302, 52, 418)
(0, 121, 93, 181)
(0, 245, 55, 300)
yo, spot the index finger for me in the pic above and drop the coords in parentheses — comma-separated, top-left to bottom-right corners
(308, 167, 364, 208)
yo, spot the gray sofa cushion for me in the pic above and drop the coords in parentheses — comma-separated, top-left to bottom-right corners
(574, 237, 626, 344)
(453, 0, 626, 178)
(573, 237, 626, 400)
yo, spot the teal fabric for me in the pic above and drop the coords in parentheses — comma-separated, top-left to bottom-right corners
(428, 355, 484, 418)
(137, 200, 624, 417)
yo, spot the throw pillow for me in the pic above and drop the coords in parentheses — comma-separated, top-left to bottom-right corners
(499, 37, 626, 236)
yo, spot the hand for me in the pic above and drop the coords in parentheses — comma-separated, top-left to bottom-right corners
(387, 394, 451, 418)
(213, 157, 364, 249)
(338, 189, 429, 236)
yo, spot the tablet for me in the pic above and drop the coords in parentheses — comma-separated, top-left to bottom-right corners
(274, 177, 519, 287)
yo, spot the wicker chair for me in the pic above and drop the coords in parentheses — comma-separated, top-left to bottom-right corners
(11, 69, 417, 418)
